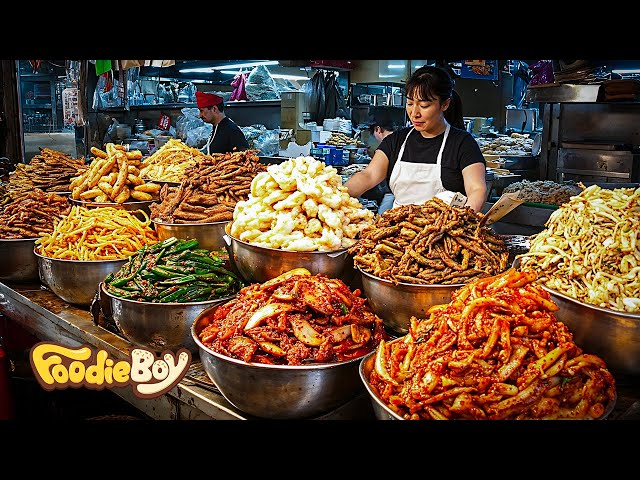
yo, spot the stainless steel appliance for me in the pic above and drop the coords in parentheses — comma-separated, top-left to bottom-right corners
(556, 142, 640, 183)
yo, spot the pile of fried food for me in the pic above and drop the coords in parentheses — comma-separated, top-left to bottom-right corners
(6, 148, 88, 197)
(35, 205, 158, 260)
(517, 183, 640, 313)
(503, 179, 583, 206)
(228, 156, 375, 251)
(476, 132, 533, 156)
(139, 138, 205, 183)
(0, 189, 71, 239)
(349, 198, 510, 285)
(368, 268, 617, 420)
(149, 149, 266, 223)
(197, 268, 389, 365)
(70, 144, 160, 203)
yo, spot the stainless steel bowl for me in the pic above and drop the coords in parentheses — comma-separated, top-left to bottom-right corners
(224, 232, 354, 285)
(153, 220, 228, 252)
(35, 251, 128, 306)
(544, 286, 640, 376)
(358, 268, 461, 335)
(192, 305, 365, 419)
(359, 338, 404, 420)
(358, 337, 617, 420)
(101, 283, 233, 354)
(0, 237, 39, 282)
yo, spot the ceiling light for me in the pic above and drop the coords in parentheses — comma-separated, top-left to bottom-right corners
(388, 64, 406, 69)
(179, 61, 278, 74)
(271, 74, 310, 81)
(612, 69, 640, 74)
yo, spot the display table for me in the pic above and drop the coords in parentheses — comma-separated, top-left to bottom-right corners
(0, 281, 375, 420)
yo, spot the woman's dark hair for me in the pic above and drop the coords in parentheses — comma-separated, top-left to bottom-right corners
(405, 65, 465, 129)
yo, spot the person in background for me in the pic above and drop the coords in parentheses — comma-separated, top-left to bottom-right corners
(344, 65, 487, 212)
(196, 91, 250, 154)
(368, 112, 396, 214)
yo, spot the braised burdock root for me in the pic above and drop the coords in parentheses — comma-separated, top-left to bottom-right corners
(368, 268, 617, 420)
(349, 198, 510, 285)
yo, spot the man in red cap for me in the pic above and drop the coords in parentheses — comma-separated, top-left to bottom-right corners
(196, 91, 249, 154)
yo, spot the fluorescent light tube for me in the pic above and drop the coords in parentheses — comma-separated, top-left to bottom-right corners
(179, 61, 278, 73)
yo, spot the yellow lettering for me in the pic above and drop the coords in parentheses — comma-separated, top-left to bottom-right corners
(68, 361, 85, 384)
(85, 350, 107, 385)
(31, 344, 92, 386)
(105, 358, 114, 383)
(51, 364, 68, 383)
(113, 361, 130, 384)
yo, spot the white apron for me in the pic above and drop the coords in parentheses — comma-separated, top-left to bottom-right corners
(389, 123, 451, 208)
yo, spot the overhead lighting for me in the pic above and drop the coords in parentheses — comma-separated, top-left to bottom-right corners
(388, 63, 406, 69)
(612, 69, 640, 74)
(271, 74, 310, 81)
(179, 61, 278, 74)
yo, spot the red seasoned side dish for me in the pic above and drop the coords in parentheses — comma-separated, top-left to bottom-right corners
(198, 268, 389, 365)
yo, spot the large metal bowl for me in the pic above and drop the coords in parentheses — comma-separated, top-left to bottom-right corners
(35, 251, 128, 306)
(0, 237, 39, 282)
(358, 268, 461, 335)
(192, 304, 365, 419)
(358, 337, 617, 420)
(101, 283, 233, 354)
(224, 232, 354, 285)
(153, 219, 228, 252)
(543, 286, 640, 376)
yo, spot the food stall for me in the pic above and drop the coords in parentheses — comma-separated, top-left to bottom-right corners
(2, 83, 640, 420)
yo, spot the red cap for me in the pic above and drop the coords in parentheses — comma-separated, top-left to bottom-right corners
(196, 91, 223, 108)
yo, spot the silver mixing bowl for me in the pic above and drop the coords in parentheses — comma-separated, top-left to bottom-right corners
(101, 283, 233, 354)
(358, 268, 461, 335)
(544, 286, 640, 376)
(224, 232, 354, 285)
(0, 237, 39, 282)
(192, 304, 366, 419)
(153, 219, 228, 252)
(35, 251, 128, 306)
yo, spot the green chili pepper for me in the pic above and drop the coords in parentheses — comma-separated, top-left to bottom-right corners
(158, 274, 197, 286)
(166, 239, 199, 254)
(148, 236, 178, 252)
(159, 286, 191, 303)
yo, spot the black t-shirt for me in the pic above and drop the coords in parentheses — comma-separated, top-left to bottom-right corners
(377, 125, 485, 195)
(207, 117, 250, 154)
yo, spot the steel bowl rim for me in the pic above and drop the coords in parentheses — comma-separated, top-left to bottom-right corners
(513, 257, 640, 320)
(191, 305, 364, 372)
(0, 236, 39, 242)
(100, 282, 235, 307)
(541, 284, 640, 320)
(152, 219, 229, 227)
(34, 249, 131, 264)
(225, 230, 349, 256)
(357, 266, 465, 289)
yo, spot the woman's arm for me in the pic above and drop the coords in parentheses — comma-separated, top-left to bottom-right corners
(461, 162, 488, 212)
(343, 150, 389, 198)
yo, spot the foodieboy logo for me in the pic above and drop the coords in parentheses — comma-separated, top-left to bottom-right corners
(30, 342, 191, 399)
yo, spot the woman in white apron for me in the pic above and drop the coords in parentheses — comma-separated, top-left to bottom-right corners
(344, 65, 487, 213)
